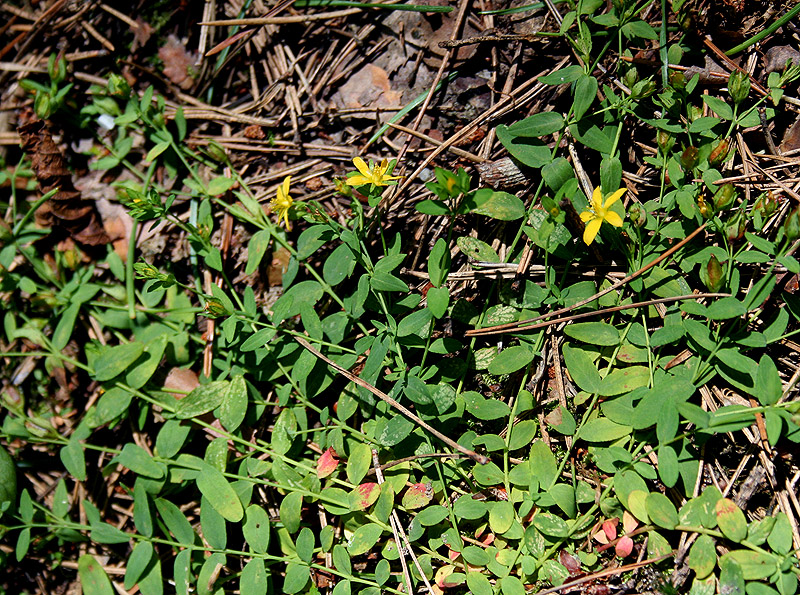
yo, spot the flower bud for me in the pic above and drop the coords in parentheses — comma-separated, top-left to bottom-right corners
(541, 196, 561, 218)
(631, 79, 656, 99)
(34, 93, 52, 119)
(204, 297, 230, 318)
(628, 203, 646, 227)
(133, 262, 161, 279)
(688, 105, 703, 122)
(657, 130, 675, 154)
(204, 141, 228, 163)
(728, 70, 751, 105)
(785, 207, 800, 241)
(725, 217, 746, 242)
(697, 196, 712, 219)
(712, 183, 736, 210)
(107, 74, 131, 97)
(753, 192, 778, 218)
(623, 66, 639, 89)
(669, 70, 686, 90)
(708, 138, 730, 167)
(680, 146, 699, 170)
(705, 254, 724, 292)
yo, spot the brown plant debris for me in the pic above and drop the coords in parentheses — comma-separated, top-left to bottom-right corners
(18, 119, 111, 246)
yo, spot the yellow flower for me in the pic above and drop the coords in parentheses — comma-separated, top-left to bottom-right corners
(272, 176, 293, 229)
(579, 186, 626, 245)
(346, 157, 401, 187)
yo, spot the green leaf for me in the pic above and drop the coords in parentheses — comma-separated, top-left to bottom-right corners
(564, 321, 620, 346)
(174, 381, 229, 419)
(92, 342, 145, 381)
(348, 523, 383, 556)
(658, 444, 679, 488)
(346, 443, 372, 484)
(454, 496, 487, 520)
(754, 354, 782, 405)
(114, 443, 164, 479)
(125, 541, 154, 590)
(280, 491, 304, 533)
(0, 446, 17, 517)
(621, 19, 658, 39)
(488, 345, 535, 375)
(572, 74, 597, 120)
(508, 419, 538, 450)
(542, 157, 574, 191)
(456, 236, 500, 262)
(154, 498, 195, 545)
(470, 189, 525, 221)
(240, 559, 267, 595)
(646, 492, 678, 529)
(427, 287, 449, 319)
(243, 505, 271, 553)
(196, 463, 243, 522)
(702, 95, 734, 120)
(767, 513, 793, 555)
(133, 481, 153, 537)
(324, 243, 356, 286)
(706, 297, 746, 320)
(198, 552, 225, 595)
(562, 343, 602, 393)
(716, 498, 748, 542)
(145, 140, 170, 163)
(60, 437, 86, 481)
(599, 366, 650, 396)
(580, 418, 632, 442)
(332, 544, 351, 576)
(462, 391, 510, 420)
(489, 501, 515, 533)
(428, 238, 450, 287)
(505, 112, 565, 137)
(219, 374, 248, 432)
(500, 575, 526, 595)
(721, 550, 776, 581)
(539, 65, 584, 85)
(245, 229, 271, 276)
(688, 534, 716, 579)
(466, 571, 493, 595)
(207, 176, 235, 196)
(533, 512, 569, 537)
(78, 554, 114, 595)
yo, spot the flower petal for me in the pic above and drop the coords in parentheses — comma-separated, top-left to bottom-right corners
(346, 174, 370, 186)
(353, 157, 372, 177)
(583, 218, 602, 245)
(591, 186, 604, 211)
(603, 187, 627, 208)
(604, 211, 623, 227)
(580, 211, 594, 223)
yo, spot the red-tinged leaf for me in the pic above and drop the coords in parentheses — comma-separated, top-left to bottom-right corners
(622, 511, 639, 534)
(615, 536, 634, 558)
(603, 519, 618, 541)
(316, 447, 340, 479)
(350, 483, 381, 511)
(560, 550, 581, 576)
(593, 529, 609, 544)
(448, 548, 460, 561)
(435, 565, 459, 588)
(401, 482, 433, 510)
(716, 497, 748, 542)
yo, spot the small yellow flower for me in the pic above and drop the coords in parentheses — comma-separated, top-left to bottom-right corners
(579, 186, 626, 245)
(346, 157, 401, 188)
(272, 176, 293, 229)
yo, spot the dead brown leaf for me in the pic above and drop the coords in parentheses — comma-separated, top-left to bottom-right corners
(159, 35, 196, 90)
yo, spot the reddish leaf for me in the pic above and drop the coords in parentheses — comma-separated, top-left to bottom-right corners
(401, 482, 433, 510)
(622, 511, 639, 534)
(615, 536, 634, 558)
(316, 447, 340, 479)
(559, 550, 581, 576)
(602, 519, 618, 541)
(350, 483, 380, 511)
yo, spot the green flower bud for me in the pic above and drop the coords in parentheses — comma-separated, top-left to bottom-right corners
(204, 141, 228, 163)
(628, 203, 646, 227)
(785, 207, 800, 241)
(688, 105, 703, 122)
(697, 196, 712, 219)
(34, 93, 52, 119)
(725, 217, 746, 242)
(669, 70, 686, 90)
(133, 262, 161, 279)
(204, 297, 230, 318)
(541, 196, 561, 218)
(631, 79, 656, 99)
(705, 254, 724, 292)
(680, 146, 699, 170)
(107, 74, 131, 97)
(48, 54, 66, 84)
(728, 70, 751, 105)
(712, 183, 736, 210)
(657, 130, 675, 154)
(623, 66, 639, 89)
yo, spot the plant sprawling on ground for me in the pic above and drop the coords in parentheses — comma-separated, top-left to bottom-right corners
(1, 1, 800, 594)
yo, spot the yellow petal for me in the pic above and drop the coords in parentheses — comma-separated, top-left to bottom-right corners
(591, 187, 604, 211)
(346, 174, 370, 186)
(353, 157, 371, 177)
(580, 210, 594, 223)
(603, 187, 627, 208)
(604, 211, 623, 227)
(583, 218, 602, 245)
